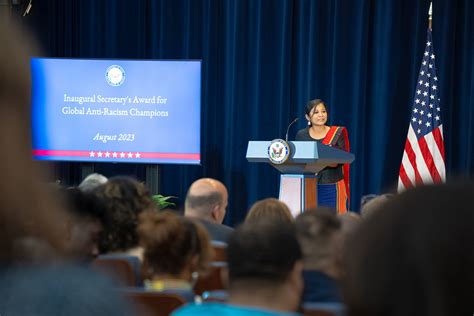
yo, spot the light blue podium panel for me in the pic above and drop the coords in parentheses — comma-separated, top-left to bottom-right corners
(246, 141, 355, 215)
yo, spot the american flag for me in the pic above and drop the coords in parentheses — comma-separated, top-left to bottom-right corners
(398, 28, 445, 192)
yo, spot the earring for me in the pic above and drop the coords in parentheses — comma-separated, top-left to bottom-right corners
(307, 120, 311, 126)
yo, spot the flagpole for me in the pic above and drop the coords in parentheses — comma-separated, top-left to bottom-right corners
(428, 2, 433, 30)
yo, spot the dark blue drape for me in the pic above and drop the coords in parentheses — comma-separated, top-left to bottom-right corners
(24, 0, 474, 225)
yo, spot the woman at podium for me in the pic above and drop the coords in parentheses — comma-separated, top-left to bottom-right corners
(295, 99, 350, 213)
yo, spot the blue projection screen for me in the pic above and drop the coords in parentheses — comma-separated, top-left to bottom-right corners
(31, 58, 201, 164)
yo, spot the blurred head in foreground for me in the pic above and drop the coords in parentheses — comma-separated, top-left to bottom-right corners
(343, 183, 474, 316)
(0, 22, 69, 264)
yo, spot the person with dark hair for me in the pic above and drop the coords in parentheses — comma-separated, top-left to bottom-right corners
(295, 208, 344, 303)
(343, 183, 474, 316)
(173, 222, 304, 315)
(184, 178, 233, 242)
(0, 23, 133, 315)
(295, 99, 350, 213)
(137, 211, 213, 302)
(63, 187, 106, 262)
(94, 176, 157, 260)
(245, 198, 294, 225)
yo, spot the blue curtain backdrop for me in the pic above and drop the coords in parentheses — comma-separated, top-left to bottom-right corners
(24, 0, 473, 225)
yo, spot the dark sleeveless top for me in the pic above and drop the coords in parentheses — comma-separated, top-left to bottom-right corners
(295, 127, 345, 184)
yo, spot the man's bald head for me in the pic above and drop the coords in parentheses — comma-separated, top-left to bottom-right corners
(185, 178, 228, 224)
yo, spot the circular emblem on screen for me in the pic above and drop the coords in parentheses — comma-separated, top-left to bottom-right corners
(268, 139, 290, 164)
(105, 65, 125, 86)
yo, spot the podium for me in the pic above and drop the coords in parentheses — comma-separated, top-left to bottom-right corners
(246, 141, 354, 216)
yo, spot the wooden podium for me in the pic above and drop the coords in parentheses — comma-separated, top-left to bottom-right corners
(246, 141, 354, 216)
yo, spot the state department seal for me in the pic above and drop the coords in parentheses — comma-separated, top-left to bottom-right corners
(268, 139, 290, 164)
(105, 65, 125, 86)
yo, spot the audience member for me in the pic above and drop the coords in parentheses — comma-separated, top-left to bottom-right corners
(343, 183, 474, 316)
(337, 212, 361, 235)
(245, 198, 293, 224)
(95, 176, 157, 260)
(138, 211, 213, 302)
(0, 23, 133, 315)
(335, 211, 361, 282)
(173, 222, 303, 315)
(78, 173, 108, 193)
(295, 208, 343, 303)
(184, 178, 233, 242)
(63, 187, 105, 263)
(360, 193, 393, 219)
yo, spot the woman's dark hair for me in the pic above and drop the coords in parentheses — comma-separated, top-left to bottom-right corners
(343, 183, 474, 316)
(304, 99, 327, 116)
(95, 176, 157, 252)
(138, 211, 212, 278)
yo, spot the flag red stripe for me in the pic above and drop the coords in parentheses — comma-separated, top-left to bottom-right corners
(404, 139, 423, 184)
(399, 164, 414, 189)
(418, 137, 442, 183)
(432, 127, 445, 160)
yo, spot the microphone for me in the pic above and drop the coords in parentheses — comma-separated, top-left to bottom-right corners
(285, 117, 299, 142)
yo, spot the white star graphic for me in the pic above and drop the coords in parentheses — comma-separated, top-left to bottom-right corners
(415, 99, 420, 104)
(89, 151, 95, 157)
(422, 61, 427, 66)
(429, 104, 433, 108)
(427, 113, 432, 118)
(424, 51, 429, 56)
(427, 41, 431, 46)
(423, 92, 428, 97)
(424, 82, 429, 87)
(413, 108, 418, 113)
(435, 115, 440, 120)
(418, 119, 422, 124)
(437, 107, 440, 111)
(112, 152, 117, 158)
(135, 152, 141, 158)
(97, 151, 103, 157)
(128, 152, 133, 158)
(429, 64, 433, 68)
(412, 117, 417, 122)
(426, 122, 431, 127)
(427, 73, 431, 78)
(417, 129, 421, 134)
(431, 54, 435, 59)
(417, 89, 421, 95)
(430, 95, 435, 99)
(419, 80, 423, 85)
(432, 85, 437, 90)
(105, 152, 110, 158)
(120, 152, 125, 158)
(434, 76, 438, 81)
(421, 101, 426, 106)
(420, 110, 424, 115)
